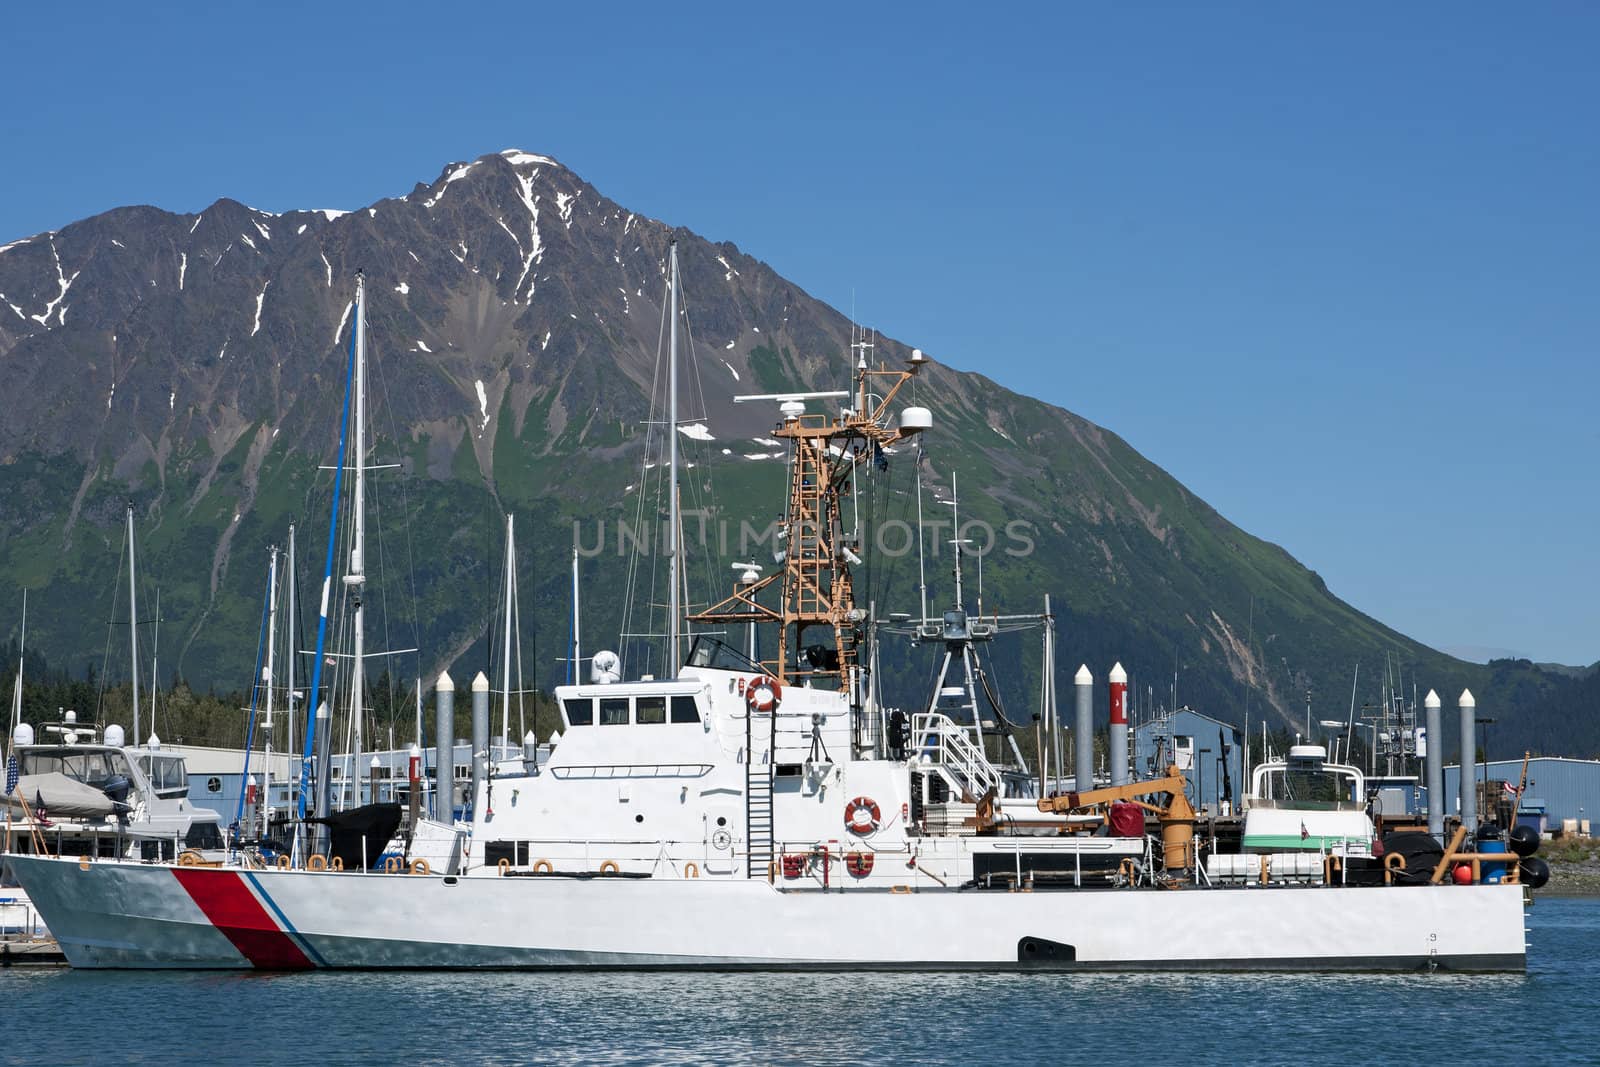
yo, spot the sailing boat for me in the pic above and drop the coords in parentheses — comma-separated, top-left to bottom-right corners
(2, 510, 224, 866)
(6, 254, 1535, 972)
(285, 272, 404, 870)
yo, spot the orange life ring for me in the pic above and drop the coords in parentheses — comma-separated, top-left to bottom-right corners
(844, 795, 882, 836)
(845, 851, 875, 877)
(746, 676, 782, 714)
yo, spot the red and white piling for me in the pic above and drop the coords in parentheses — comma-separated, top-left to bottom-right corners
(1110, 662, 1129, 786)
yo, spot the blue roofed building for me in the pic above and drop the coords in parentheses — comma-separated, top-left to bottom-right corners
(1133, 709, 1244, 815)
(1444, 757, 1600, 834)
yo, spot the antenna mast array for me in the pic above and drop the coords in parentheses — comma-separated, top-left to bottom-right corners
(690, 350, 933, 694)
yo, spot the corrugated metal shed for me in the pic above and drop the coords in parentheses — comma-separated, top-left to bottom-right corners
(1133, 709, 1243, 814)
(1444, 757, 1600, 827)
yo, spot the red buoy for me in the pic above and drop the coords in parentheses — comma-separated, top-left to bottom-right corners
(1451, 863, 1473, 885)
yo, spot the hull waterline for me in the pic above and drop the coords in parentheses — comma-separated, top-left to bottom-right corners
(9, 855, 1526, 973)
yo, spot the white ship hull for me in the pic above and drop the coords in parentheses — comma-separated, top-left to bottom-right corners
(9, 854, 1526, 972)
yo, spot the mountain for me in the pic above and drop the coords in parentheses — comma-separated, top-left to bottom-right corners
(0, 149, 1586, 758)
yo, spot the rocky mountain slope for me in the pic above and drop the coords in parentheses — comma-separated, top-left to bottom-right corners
(0, 150, 1580, 757)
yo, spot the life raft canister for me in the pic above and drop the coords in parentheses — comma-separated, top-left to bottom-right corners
(746, 676, 782, 714)
(844, 795, 882, 836)
(846, 851, 875, 877)
(781, 854, 805, 879)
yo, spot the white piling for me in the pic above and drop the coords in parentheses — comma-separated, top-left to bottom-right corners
(1425, 689, 1443, 841)
(1075, 665, 1094, 791)
(1459, 688, 1477, 833)
(471, 672, 491, 819)
(434, 671, 455, 820)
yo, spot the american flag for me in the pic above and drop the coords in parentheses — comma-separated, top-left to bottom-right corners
(1504, 781, 1523, 797)
(4, 753, 16, 796)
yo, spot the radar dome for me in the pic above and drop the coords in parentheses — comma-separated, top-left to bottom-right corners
(591, 649, 622, 685)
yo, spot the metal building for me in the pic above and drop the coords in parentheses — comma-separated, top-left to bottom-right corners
(1444, 756, 1600, 833)
(1133, 709, 1243, 815)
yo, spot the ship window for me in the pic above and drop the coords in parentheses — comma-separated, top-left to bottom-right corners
(636, 696, 667, 725)
(485, 841, 515, 867)
(136, 754, 189, 792)
(184, 822, 222, 849)
(671, 696, 699, 724)
(563, 698, 594, 726)
(599, 698, 630, 726)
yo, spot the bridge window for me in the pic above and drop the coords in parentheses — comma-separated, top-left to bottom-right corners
(599, 698, 630, 726)
(563, 698, 594, 726)
(671, 696, 700, 724)
(637, 696, 667, 725)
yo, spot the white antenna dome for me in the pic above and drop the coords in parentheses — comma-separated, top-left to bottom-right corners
(64, 709, 78, 724)
(12, 723, 34, 746)
(104, 724, 126, 748)
(780, 400, 805, 421)
(591, 649, 621, 685)
(899, 406, 932, 434)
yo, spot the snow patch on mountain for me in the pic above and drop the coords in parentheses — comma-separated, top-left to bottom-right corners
(29, 239, 79, 328)
(424, 162, 477, 209)
(475, 379, 490, 433)
(250, 281, 269, 336)
(501, 149, 556, 167)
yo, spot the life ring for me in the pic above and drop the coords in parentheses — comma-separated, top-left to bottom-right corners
(844, 795, 882, 836)
(600, 860, 620, 874)
(684, 862, 699, 879)
(331, 856, 345, 872)
(411, 858, 431, 876)
(308, 854, 328, 871)
(533, 859, 552, 873)
(178, 850, 202, 867)
(497, 858, 510, 875)
(746, 676, 782, 714)
(277, 854, 292, 869)
(845, 851, 874, 877)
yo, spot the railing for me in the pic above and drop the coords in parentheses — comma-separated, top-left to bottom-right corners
(912, 712, 1002, 799)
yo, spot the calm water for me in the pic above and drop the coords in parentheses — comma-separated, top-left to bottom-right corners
(4, 898, 1593, 1066)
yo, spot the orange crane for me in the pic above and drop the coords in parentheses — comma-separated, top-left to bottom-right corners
(1036, 765, 1199, 869)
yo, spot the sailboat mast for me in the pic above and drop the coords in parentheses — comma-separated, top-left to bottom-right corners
(348, 272, 368, 806)
(501, 513, 514, 752)
(11, 589, 25, 735)
(262, 545, 279, 839)
(126, 503, 141, 747)
(666, 241, 681, 674)
(285, 524, 296, 815)
(570, 544, 581, 686)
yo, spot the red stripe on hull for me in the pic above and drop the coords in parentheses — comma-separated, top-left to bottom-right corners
(171, 868, 314, 969)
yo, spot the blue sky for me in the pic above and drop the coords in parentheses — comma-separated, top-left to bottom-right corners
(3, 3, 1595, 663)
